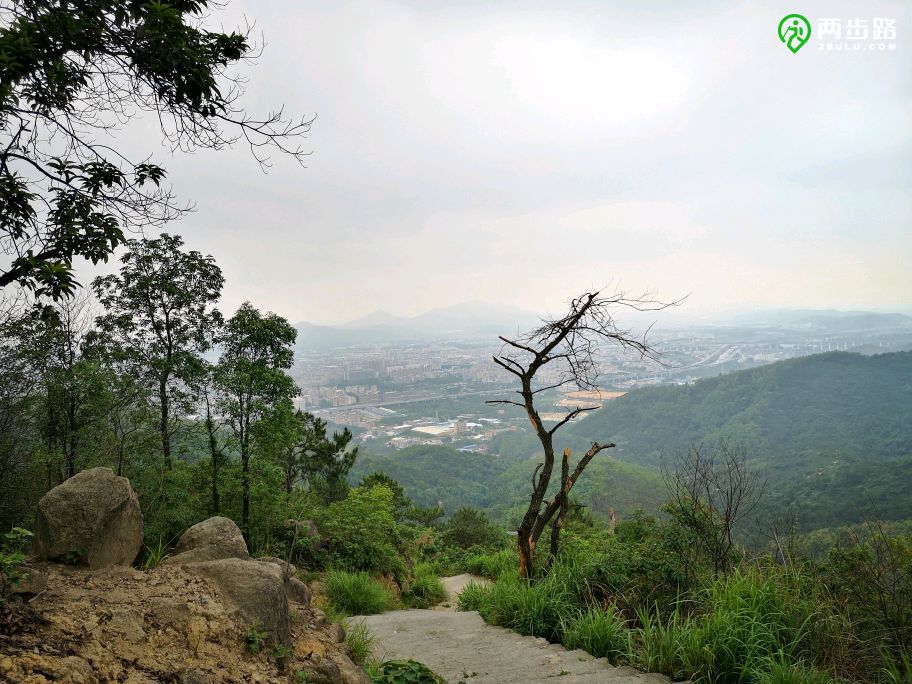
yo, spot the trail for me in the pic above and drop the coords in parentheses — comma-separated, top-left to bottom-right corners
(355, 575, 674, 684)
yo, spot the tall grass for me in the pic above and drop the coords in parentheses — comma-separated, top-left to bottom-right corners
(324, 571, 394, 616)
(462, 548, 518, 581)
(403, 563, 447, 608)
(344, 621, 376, 665)
(561, 606, 629, 663)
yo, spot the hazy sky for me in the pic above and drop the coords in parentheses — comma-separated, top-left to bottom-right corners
(83, 0, 912, 324)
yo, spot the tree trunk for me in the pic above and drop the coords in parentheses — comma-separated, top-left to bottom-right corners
(241, 410, 250, 538)
(547, 449, 571, 566)
(159, 376, 171, 469)
(207, 418, 220, 515)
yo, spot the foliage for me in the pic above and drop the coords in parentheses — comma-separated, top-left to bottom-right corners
(216, 301, 297, 534)
(443, 507, 507, 550)
(0, 0, 308, 298)
(345, 621, 376, 666)
(93, 233, 224, 468)
(370, 659, 446, 684)
(243, 621, 268, 653)
(324, 571, 394, 616)
(402, 563, 446, 609)
(0, 527, 32, 600)
(822, 524, 912, 657)
(139, 537, 169, 570)
(319, 485, 402, 575)
(561, 606, 629, 662)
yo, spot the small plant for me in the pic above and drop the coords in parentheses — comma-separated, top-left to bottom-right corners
(140, 537, 169, 570)
(273, 643, 292, 671)
(371, 659, 445, 684)
(294, 671, 310, 683)
(346, 621, 376, 666)
(243, 621, 268, 653)
(0, 527, 33, 600)
(324, 570, 394, 616)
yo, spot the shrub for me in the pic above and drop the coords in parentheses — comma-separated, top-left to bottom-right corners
(243, 621, 268, 653)
(324, 571, 394, 616)
(320, 486, 403, 575)
(0, 527, 32, 600)
(443, 507, 506, 550)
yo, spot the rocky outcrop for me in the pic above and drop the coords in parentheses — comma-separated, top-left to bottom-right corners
(163, 516, 249, 565)
(188, 557, 290, 646)
(33, 467, 143, 569)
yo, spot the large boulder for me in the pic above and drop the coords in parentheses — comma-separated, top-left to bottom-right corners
(34, 468, 143, 569)
(187, 558, 290, 645)
(163, 516, 249, 565)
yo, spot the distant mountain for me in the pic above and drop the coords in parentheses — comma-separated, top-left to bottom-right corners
(296, 301, 540, 351)
(712, 309, 912, 332)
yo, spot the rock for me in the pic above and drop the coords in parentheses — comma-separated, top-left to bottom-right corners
(10, 564, 47, 596)
(34, 468, 143, 569)
(104, 607, 148, 643)
(186, 558, 289, 645)
(286, 576, 312, 606)
(58, 656, 98, 684)
(335, 653, 371, 684)
(299, 659, 343, 684)
(255, 555, 297, 578)
(329, 621, 346, 644)
(178, 667, 213, 684)
(163, 517, 248, 565)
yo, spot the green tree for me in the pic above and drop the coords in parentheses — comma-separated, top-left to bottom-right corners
(216, 302, 296, 535)
(252, 399, 305, 496)
(299, 412, 358, 502)
(0, 0, 310, 298)
(93, 234, 223, 469)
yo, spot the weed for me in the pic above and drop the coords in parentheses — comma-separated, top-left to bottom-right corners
(345, 621, 375, 665)
(243, 621, 268, 653)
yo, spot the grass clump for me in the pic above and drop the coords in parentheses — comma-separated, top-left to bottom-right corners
(345, 621, 375, 665)
(561, 606, 629, 663)
(324, 570, 394, 616)
(403, 563, 447, 608)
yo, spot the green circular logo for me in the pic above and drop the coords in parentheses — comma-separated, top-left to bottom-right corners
(778, 14, 812, 53)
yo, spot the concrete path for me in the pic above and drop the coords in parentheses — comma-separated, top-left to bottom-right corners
(355, 577, 672, 684)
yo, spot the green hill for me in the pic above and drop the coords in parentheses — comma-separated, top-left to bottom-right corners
(350, 444, 663, 527)
(562, 351, 912, 529)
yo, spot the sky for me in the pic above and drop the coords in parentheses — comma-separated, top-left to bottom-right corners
(82, 0, 912, 324)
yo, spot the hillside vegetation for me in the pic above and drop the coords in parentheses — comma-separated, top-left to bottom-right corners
(561, 351, 912, 530)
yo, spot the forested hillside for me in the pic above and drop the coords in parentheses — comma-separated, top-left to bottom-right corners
(554, 351, 912, 529)
(566, 351, 911, 468)
(350, 445, 664, 527)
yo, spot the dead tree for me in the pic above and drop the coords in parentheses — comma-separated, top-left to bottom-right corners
(488, 290, 677, 578)
(662, 441, 766, 576)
